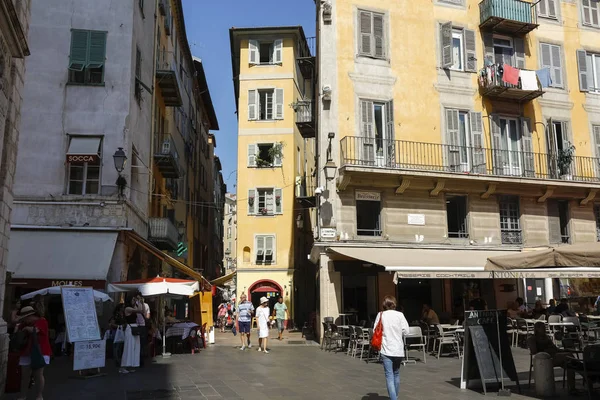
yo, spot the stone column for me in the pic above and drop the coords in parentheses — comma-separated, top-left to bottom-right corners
(317, 252, 341, 341)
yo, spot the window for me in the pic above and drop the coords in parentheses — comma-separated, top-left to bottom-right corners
(595, 204, 600, 241)
(577, 50, 600, 92)
(547, 119, 571, 177)
(440, 23, 476, 72)
(446, 195, 468, 238)
(247, 88, 284, 120)
(499, 196, 522, 244)
(446, 109, 485, 173)
(490, 116, 533, 177)
(247, 143, 283, 167)
(66, 137, 102, 195)
(538, 0, 558, 19)
(548, 199, 570, 244)
(483, 34, 525, 68)
(358, 10, 386, 59)
(494, 36, 514, 65)
(248, 39, 283, 65)
(540, 43, 563, 88)
(593, 125, 600, 160)
(582, 0, 600, 27)
(68, 30, 107, 85)
(255, 235, 275, 264)
(248, 188, 282, 215)
(356, 192, 381, 236)
(359, 100, 394, 166)
(134, 46, 142, 103)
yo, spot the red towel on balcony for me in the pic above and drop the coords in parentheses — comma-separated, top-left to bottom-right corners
(502, 64, 520, 85)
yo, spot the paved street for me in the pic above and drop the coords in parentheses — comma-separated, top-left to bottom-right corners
(5, 332, 596, 400)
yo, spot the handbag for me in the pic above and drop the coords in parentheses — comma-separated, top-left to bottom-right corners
(113, 326, 125, 343)
(371, 312, 383, 351)
(129, 324, 141, 336)
(30, 331, 47, 370)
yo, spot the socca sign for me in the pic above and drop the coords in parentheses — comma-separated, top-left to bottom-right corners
(66, 154, 99, 164)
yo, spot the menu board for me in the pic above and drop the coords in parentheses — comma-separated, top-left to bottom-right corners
(73, 340, 106, 371)
(61, 287, 101, 342)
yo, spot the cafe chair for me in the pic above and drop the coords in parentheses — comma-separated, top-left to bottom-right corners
(566, 344, 600, 400)
(405, 326, 426, 364)
(434, 325, 459, 359)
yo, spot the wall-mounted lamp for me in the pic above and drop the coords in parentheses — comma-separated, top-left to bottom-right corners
(324, 132, 337, 181)
(112, 147, 128, 198)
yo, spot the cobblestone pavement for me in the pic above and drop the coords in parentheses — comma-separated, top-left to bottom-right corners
(5, 336, 597, 400)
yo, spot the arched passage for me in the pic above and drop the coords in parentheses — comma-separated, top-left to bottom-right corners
(248, 279, 283, 310)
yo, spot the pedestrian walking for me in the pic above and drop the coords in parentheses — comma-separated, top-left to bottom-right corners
(273, 296, 288, 341)
(217, 302, 227, 332)
(120, 298, 143, 374)
(16, 306, 52, 400)
(374, 295, 409, 400)
(109, 304, 126, 367)
(236, 293, 254, 350)
(256, 297, 270, 354)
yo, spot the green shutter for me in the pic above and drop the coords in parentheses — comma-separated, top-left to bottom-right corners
(88, 31, 107, 68)
(69, 30, 89, 71)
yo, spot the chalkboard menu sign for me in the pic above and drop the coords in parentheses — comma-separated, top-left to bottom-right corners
(460, 309, 520, 395)
(61, 287, 101, 343)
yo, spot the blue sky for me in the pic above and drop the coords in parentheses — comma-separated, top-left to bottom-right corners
(181, 0, 316, 194)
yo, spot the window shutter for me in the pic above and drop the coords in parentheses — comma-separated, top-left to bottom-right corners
(273, 39, 283, 63)
(373, 13, 385, 58)
(88, 31, 107, 68)
(464, 29, 477, 72)
(582, 0, 592, 25)
(440, 22, 453, 69)
(594, 126, 600, 158)
(247, 144, 257, 167)
(69, 30, 89, 71)
(135, 47, 142, 79)
(547, 200, 561, 244)
(550, 45, 562, 87)
(385, 100, 395, 165)
(256, 236, 265, 261)
(561, 121, 571, 151)
(248, 89, 257, 120)
(483, 33, 494, 65)
(539, 0, 547, 16)
(547, 0, 557, 18)
(359, 11, 372, 56)
(275, 188, 282, 214)
(521, 118, 535, 177)
(273, 143, 283, 166)
(274, 88, 284, 119)
(248, 189, 256, 215)
(445, 109, 460, 168)
(514, 38, 525, 69)
(361, 100, 375, 163)
(540, 43, 552, 73)
(577, 49, 590, 92)
(490, 115, 504, 174)
(265, 236, 274, 262)
(469, 111, 486, 174)
(249, 40, 259, 64)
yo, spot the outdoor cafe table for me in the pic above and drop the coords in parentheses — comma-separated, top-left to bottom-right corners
(549, 322, 574, 327)
(338, 313, 352, 326)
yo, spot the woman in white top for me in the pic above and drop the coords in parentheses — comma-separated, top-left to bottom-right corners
(255, 297, 270, 354)
(373, 295, 410, 399)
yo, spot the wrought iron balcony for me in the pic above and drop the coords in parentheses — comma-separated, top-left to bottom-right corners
(479, 65, 544, 101)
(154, 134, 181, 179)
(156, 51, 182, 107)
(479, 0, 538, 35)
(148, 217, 179, 251)
(298, 36, 316, 79)
(340, 136, 600, 183)
(294, 100, 315, 138)
(295, 174, 316, 208)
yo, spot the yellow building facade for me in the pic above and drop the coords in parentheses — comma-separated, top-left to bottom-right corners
(313, 0, 600, 331)
(230, 27, 316, 321)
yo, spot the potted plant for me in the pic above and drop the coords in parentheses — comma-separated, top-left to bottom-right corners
(260, 208, 269, 215)
(557, 143, 575, 180)
(275, 195, 281, 205)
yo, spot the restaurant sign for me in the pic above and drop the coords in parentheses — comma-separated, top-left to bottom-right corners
(355, 191, 380, 201)
(66, 154, 99, 165)
(52, 280, 83, 287)
(394, 271, 600, 280)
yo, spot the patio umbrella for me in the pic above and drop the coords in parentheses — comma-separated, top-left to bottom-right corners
(107, 276, 199, 357)
(20, 286, 113, 303)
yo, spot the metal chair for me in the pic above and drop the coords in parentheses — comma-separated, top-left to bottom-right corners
(329, 323, 350, 352)
(567, 343, 600, 400)
(563, 316, 584, 349)
(507, 317, 518, 347)
(434, 324, 459, 358)
(320, 321, 333, 350)
(516, 318, 533, 346)
(346, 326, 357, 356)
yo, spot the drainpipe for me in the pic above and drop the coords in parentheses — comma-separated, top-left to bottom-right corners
(149, 0, 160, 210)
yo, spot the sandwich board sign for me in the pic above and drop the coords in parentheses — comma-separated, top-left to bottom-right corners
(61, 287, 101, 343)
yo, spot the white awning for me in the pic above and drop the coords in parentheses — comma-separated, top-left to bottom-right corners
(7, 230, 118, 280)
(67, 137, 101, 156)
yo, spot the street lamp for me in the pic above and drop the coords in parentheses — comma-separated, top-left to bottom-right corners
(112, 147, 128, 198)
(324, 132, 337, 181)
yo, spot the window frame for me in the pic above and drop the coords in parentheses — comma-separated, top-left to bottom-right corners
(450, 29, 464, 71)
(582, 0, 600, 28)
(588, 52, 600, 92)
(492, 34, 515, 66)
(446, 194, 469, 238)
(67, 30, 107, 86)
(357, 9, 387, 60)
(356, 196, 382, 237)
(537, 0, 559, 20)
(258, 89, 274, 121)
(254, 234, 276, 265)
(256, 187, 275, 216)
(66, 137, 103, 196)
(539, 42, 564, 89)
(594, 203, 600, 241)
(499, 196, 522, 245)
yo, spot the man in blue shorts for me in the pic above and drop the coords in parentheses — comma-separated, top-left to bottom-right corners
(236, 293, 254, 350)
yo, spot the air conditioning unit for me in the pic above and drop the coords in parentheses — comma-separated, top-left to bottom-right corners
(162, 140, 171, 154)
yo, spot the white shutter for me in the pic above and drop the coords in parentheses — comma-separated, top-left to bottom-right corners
(539, 0, 548, 16)
(359, 11, 372, 56)
(583, 0, 592, 25)
(274, 88, 284, 119)
(373, 13, 385, 58)
(265, 236, 274, 263)
(521, 118, 535, 177)
(248, 188, 256, 215)
(360, 100, 375, 164)
(247, 144, 257, 167)
(550, 44, 563, 88)
(577, 49, 590, 92)
(594, 126, 600, 158)
(249, 40, 259, 65)
(547, 0, 557, 18)
(464, 29, 477, 72)
(273, 143, 283, 166)
(248, 89, 257, 120)
(445, 109, 460, 169)
(440, 22, 453, 69)
(274, 188, 282, 214)
(273, 39, 283, 64)
(255, 236, 265, 263)
(469, 111, 486, 174)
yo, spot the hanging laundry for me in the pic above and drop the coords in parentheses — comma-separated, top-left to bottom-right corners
(520, 70, 538, 90)
(535, 68, 552, 88)
(502, 64, 520, 85)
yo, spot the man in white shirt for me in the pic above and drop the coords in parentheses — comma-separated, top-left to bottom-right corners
(135, 294, 150, 366)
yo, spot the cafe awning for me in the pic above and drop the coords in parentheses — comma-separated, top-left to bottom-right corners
(485, 242, 600, 270)
(210, 271, 236, 287)
(66, 137, 101, 164)
(7, 229, 118, 280)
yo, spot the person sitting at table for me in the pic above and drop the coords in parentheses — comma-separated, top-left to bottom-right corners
(547, 299, 557, 315)
(531, 300, 547, 319)
(527, 322, 577, 394)
(515, 297, 530, 317)
(421, 304, 440, 325)
(555, 298, 571, 315)
(165, 310, 179, 325)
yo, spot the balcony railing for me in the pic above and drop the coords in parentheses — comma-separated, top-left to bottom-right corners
(479, 0, 538, 35)
(298, 36, 316, 79)
(155, 51, 183, 107)
(154, 134, 181, 178)
(340, 136, 600, 183)
(501, 229, 522, 245)
(294, 100, 315, 138)
(148, 217, 179, 251)
(479, 65, 544, 101)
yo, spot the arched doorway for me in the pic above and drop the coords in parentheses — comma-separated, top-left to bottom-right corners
(248, 279, 282, 310)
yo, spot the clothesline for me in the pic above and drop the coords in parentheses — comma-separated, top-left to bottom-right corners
(479, 63, 551, 90)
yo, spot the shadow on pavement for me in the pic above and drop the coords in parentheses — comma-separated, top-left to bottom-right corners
(361, 393, 389, 400)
